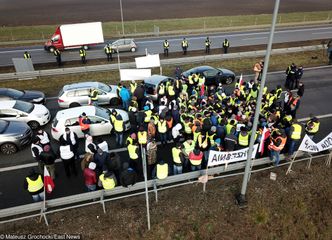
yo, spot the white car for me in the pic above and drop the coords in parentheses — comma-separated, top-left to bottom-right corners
(0, 100, 50, 129)
(51, 106, 130, 140)
(58, 81, 119, 108)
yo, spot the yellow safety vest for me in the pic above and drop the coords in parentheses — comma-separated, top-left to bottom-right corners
(307, 121, 320, 134)
(79, 49, 86, 57)
(183, 141, 195, 155)
(184, 122, 192, 134)
(225, 123, 234, 135)
(172, 147, 182, 164)
(188, 75, 194, 84)
(114, 119, 124, 132)
(24, 53, 31, 59)
(156, 163, 168, 180)
(207, 133, 216, 146)
(238, 133, 249, 146)
(159, 85, 165, 95)
(127, 144, 138, 159)
(158, 121, 167, 133)
(138, 131, 147, 144)
(223, 40, 229, 47)
(193, 131, 201, 143)
(163, 41, 169, 49)
(90, 89, 98, 101)
(26, 176, 43, 193)
(130, 82, 137, 93)
(144, 110, 152, 123)
(99, 174, 116, 190)
(291, 124, 302, 140)
(182, 40, 188, 47)
(168, 85, 175, 96)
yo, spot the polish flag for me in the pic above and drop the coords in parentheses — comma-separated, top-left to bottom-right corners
(258, 127, 270, 156)
(44, 167, 55, 194)
(238, 74, 243, 87)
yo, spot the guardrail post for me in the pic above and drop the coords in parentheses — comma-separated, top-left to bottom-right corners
(286, 150, 300, 175)
(100, 190, 106, 214)
(153, 180, 158, 203)
(306, 153, 313, 169)
(39, 202, 49, 226)
(326, 150, 332, 167)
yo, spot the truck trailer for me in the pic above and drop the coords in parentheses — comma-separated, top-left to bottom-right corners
(44, 22, 104, 52)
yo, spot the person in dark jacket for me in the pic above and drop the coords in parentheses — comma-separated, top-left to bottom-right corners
(24, 169, 44, 202)
(94, 147, 109, 175)
(133, 84, 145, 110)
(39, 144, 56, 179)
(224, 128, 237, 151)
(104, 152, 121, 181)
(297, 82, 304, 97)
(120, 162, 137, 187)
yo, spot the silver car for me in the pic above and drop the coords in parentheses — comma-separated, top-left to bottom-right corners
(109, 39, 137, 53)
(143, 75, 175, 101)
(58, 81, 119, 108)
(0, 119, 32, 155)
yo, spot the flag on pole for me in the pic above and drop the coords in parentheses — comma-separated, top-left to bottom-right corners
(258, 127, 270, 156)
(238, 74, 243, 87)
(44, 167, 55, 194)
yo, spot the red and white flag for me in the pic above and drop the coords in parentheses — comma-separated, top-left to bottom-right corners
(238, 74, 243, 87)
(44, 167, 55, 194)
(258, 127, 270, 156)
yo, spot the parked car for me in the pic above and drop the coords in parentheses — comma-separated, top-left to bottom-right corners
(58, 81, 119, 108)
(0, 100, 50, 129)
(108, 38, 137, 53)
(0, 119, 32, 155)
(143, 75, 176, 101)
(51, 106, 130, 140)
(0, 88, 45, 104)
(181, 65, 235, 86)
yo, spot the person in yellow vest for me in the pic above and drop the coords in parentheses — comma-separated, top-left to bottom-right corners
(137, 126, 148, 148)
(189, 148, 203, 171)
(127, 142, 139, 171)
(54, 48, 62, 67)
(287, 119, 302, 157)
(222, 38, 230, 54)
(23, 51, 31, 59)
(89, 88, 98, 106)
(181, 37, 189, 55)
(114, 114, 125, 147)
(238, 126, 250, 149)
(79, 47, 87, 64)
(205, 37, 211, 54)
(104, 44, 113, 61)
(163, 39, 170, 57)
(157, 118, 168, 145)
(305, 116, 320, 140)
(172, 143, 184, 175)
(98, 171, 117, 190)
(152, 160, 169, 180)
(24, 169, 44, 202)
(130, 80, 137, 94)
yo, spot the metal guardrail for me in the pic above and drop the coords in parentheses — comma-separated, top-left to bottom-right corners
(0, 45, 325, 81)
(0, 151, 330, 225)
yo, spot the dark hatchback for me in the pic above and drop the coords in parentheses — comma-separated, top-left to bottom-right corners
(0, 88, 45, 104)
(181, 65, 235, 86)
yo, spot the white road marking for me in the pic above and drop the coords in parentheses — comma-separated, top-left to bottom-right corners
(0, 48, 44, 54)
(312, 31, 332, 35)
(242, 37, 268, 41)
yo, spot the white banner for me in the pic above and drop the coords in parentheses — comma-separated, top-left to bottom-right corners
(208, 144, 258, 167)
(120, 69, 151, 81)
(299, 133, 332, 153)
(135, 54, 160, 68)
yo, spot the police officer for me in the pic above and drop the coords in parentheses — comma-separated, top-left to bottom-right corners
(23, 51, 31, 59)
(222, 38, 230, 54)
(205, 37, 211, 54)
(53, 48, 61, 67)
(181, 38, 189, 55)
(163, 39, 170, 57)
(104, 44, 113, 61)
(79, 47, 87, 64)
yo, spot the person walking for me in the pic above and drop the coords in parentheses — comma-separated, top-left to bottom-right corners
(53, 48, 62, 67)
(104, 44, 113, 61)
(222, 38, 230, 54)
(24, 169, 44, 202)
(23, 51, 31, 59)
(181, 38, 189, 55)
(163, 39, 169, 57)
(114, 114, 125, 147)
(89, 88, 98, 106)
(59, 139, 77, 178)
(83, 162, 97, 191)
(79, 47, 87, 64)
(98, 171, 117, 190)
(205, 37, 211, 54)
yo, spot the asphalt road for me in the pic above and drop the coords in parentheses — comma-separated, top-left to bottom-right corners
(0, 66, 332, 209)
(0, 25, 331, 67)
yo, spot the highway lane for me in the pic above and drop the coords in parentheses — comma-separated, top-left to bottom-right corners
(0, 66, 332, 168)
(0, 25, 331, 67)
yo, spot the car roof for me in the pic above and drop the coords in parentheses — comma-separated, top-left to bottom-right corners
(144, 75, 172, 85)
(186, 65, 216, 73)
(0, 100, 16, 109)
(0, 88, 21, 94)
(63, 81, 100, 91)
(114, 38, 134, 41)
(55, 106, 96, 120)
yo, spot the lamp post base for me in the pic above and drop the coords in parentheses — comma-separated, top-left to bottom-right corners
(235, 193, 248, 208)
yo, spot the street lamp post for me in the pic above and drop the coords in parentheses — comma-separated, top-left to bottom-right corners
(236, 0, 280, 206)
(119, 0, 125, 36)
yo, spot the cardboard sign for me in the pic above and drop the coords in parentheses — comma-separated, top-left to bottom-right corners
(120, 69, 151, 81)
(135, 54, 160, 68)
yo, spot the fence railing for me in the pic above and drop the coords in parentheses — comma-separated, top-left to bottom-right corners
(0, 45, 325, 81)
(0, 151, 330, 225)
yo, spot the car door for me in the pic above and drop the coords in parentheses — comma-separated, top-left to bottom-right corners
(203, 68, 219, 85)
(124, 39, 133, 51)
(74, 89, 90, 106)
(88, 116, 112, 137)
(96, 89, 109, 105)
(0, 109, 22, 122)
(64, 117, 83, 138)
(115, 39, 126, 52)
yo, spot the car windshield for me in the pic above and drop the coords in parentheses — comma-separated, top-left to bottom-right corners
(0, 120, 9, 134)
(95, 107, 109, 120)
(13, 101, 34, 113)
(98, 83, 111, 93)
(6, 89, 24, 98)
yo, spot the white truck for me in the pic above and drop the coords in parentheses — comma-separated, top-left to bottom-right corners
(44, 22, 104, 52)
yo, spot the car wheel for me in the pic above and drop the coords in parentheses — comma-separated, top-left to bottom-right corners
(28, 121, 40, 130)
(131, 47, 136, 52)
(110, 98, 119, 106)
(69, 102, 81, 108)
(1, 143, 17, 155)
(225, 76, 234, 85)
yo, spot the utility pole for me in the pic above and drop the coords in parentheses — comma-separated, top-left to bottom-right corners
(235, 0, 280, 206)
(119, 0, 125, 36)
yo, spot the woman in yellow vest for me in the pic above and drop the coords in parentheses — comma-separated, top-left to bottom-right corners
(24, 169, 44, 202)
(98, 171, 117, 190)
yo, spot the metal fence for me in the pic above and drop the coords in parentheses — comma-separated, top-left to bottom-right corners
(0, 45, 325, 81)
(0, 151, 330, 225)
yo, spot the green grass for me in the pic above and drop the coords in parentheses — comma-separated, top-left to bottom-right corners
(0, 11, 331, 42)
(0, 49, 326, 96)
